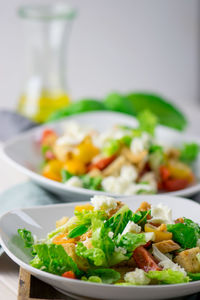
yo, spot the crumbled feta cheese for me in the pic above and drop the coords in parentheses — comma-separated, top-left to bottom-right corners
(120, 165, 138, 182)
(124, 268, 150, 285)
(122, 221, 141, 235)
(140, 172, 157, 192)
(130, 137, 145, 155)
(149, 203, 173, 224)
(108, 231, 114, 239)
(102, 176, 130, 194)
(124, 183, 154, 195)
(144, 232, 155, 242)
(114, 246, 127, 255)
(65, 176, 83, 188)
(57, 121, 93, 146)
(91, 195, 117, 213)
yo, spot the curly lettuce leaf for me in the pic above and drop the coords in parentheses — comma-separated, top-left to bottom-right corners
(76, 242, 106, 267)
(115, 233, 147, 252)
(87, 268, 120, 284)
(167, 218, 200, 249)
(104, 205, 133, 237)
(147, 269, 189, 284)
(31, 243, 82, 277)
(180, 143, 199, 164)
(80, 175, 102, 191)
(18, 229, 35, 248)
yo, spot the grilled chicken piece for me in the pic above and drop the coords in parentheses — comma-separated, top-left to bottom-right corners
(62, 243, 89, 271)
(102, 156, 127, 177)
(154, 240, 180, 253)
(174, 247, 200, 273)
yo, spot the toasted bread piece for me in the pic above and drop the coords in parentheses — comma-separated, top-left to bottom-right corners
(79, 230, 92, 242)
(56, 216, 69, 228)
(174, 247, 200, 273)
(62, 243, 89, 271)
(154, 240, 180, 253)
(102, 156, 127, 177)
(108, 201, 124, 218)
(121, 147, 147, 164)
(136, 201, 151, 213)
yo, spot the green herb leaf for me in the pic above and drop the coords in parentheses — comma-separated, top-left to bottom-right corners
(61, 169, 73, 183)
(180, 143, 199, 164)
(48, 99, 106, 122)
(188, 272, 200, 281)
(68, 225, 89, 238)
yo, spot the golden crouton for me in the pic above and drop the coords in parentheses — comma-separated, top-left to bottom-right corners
(154, 240, 180, 253)
(79, 230, 92, 242)
(56, 216, 69, 228)
(136, 201, 151, 213)
(102, 156, 127, 177)
(53, 143, 73, 162)
(88, 168, 102, 178)
(62, 243, 89, 271)
(174, 247, 200, 273)
(83, 238, 93, 249)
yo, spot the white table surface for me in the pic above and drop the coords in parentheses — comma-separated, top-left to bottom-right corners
(0, 105, 200, 300)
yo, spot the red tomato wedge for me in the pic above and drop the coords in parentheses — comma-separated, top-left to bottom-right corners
(62, 271, 76, 279)
(159, 165, 171, 181)
(163, 178, 190, 192)
(41, 129, 57, 145)
(133, 246, 161, 272)
(87, 155, 116, 171)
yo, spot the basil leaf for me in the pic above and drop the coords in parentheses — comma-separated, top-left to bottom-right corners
(18, 229, 34, 248)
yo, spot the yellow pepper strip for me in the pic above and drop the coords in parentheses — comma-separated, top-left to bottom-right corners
(52, 234, 76, 245)
(63, 158, 86, 175)
(75, 204, 94, 212)
(42, 159, 63, 182)
(144, 224, 172, 242)
(168, 160, 193, 182)
(74, 137, 99, 164)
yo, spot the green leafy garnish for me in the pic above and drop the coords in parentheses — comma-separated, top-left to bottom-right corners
(137, 110, 158, 136)
(104, 205, 133, 237)
(87, 268, 120, 284)
(132, 210, 151, 228)
(180, 143, 199, 164)
(147, 269, 189, 284)
(167, 218, 200, 249)
(115, 233, 147, 252)
(31, 243, 82, 277)
(48, 99, 106, 121)
(188, 272, 200, 281)
(102, 139, 120, 156)
(61, 169, 73, 183)
(149, 145, 164, 170)
(18, 229, 35, 248)
(81, 175, 102, 191)
(68, 225, 89, 238)
(76, 243, 106, 267)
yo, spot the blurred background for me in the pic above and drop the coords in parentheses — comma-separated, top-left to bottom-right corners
(0, 0, 199, 110)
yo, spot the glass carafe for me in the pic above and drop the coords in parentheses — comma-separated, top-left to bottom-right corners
(17, 3, 76, 123)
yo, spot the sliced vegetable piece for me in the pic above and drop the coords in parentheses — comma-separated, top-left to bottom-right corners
(144, 224, 172, 242)
(88, 155, 116, 171)
(133, 246, 161, 272)
(62, 271, 76, 279)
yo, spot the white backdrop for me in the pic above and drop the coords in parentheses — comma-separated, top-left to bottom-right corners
(0, 0, 199, 109)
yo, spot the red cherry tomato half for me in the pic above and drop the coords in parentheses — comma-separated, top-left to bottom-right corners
(62, 271, 76, 279)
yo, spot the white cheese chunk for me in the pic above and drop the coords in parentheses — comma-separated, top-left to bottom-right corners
(65, 176, 83, 188)
(122, 221, 141, 235)
(124, 268, 150, 285)
(149, 203, 173, 225)
(144, 232, 155, 242)
(114, 246, 127, 255)
(120, 165, 138, 182)
(91, 195, 117, 213)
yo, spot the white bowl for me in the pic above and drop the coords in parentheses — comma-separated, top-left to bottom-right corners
(2, 111, 200, 201)
(0, 195, 200, 299)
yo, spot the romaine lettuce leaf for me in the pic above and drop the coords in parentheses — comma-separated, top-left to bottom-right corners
(102, 139, 120, 156)
(132, 210, 151, 228)
(68, 225, 89, 238)
(104, 205, 133, 237)
(31, 243, 82, 277)
(147, 269, 189, 284)
(138, 110, 158, 136)
(87, 268, 120, 284)
(80, 175, 102, 191)
(18, 228, 34, 248)
(115, 233, 146, 252)
(76, 242, 106, 267)
(188, 272, 200, 281)
(167, 219, 200, 249)
(180, 143, 199, 164)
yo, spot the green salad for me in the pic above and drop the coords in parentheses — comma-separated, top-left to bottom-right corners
(18, 196, 200, 285)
